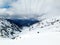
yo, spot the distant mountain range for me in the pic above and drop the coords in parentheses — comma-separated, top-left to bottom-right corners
(6, 18, 39, 28)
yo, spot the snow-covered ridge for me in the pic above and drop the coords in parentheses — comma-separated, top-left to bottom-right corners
(0, 18, 39, 39)
(27, 16, 60, 33)
(0, 18, 22, 39)
(0, 16, 60, 39)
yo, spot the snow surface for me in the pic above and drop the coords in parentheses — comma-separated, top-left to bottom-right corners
(0, 18, 22, 39)
(21, 16, 60, 34)
(0, 15, 60, 45)
(0, 15, 60, 39)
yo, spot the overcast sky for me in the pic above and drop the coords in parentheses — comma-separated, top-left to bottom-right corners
(0, 0, 60, 18)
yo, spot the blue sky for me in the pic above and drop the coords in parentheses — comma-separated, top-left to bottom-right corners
(0, 0, 17, 8)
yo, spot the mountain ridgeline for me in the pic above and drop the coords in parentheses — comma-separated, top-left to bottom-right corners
(6, 18, 39, 28)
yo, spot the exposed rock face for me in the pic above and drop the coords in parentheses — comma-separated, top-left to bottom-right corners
(0, 18, 22, 39)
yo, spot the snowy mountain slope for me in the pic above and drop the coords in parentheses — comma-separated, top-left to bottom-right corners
(0, 18, 22, 39)
(0, 18, 39, 39)
(20, 16, 60, 35)
(0, 15, 60, 39)
(32, 17, 60, 32)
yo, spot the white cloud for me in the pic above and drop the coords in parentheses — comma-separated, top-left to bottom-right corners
(7, 0, 52, 18)
(9, 0, 60, 16)
(0, 0, 60, 18)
